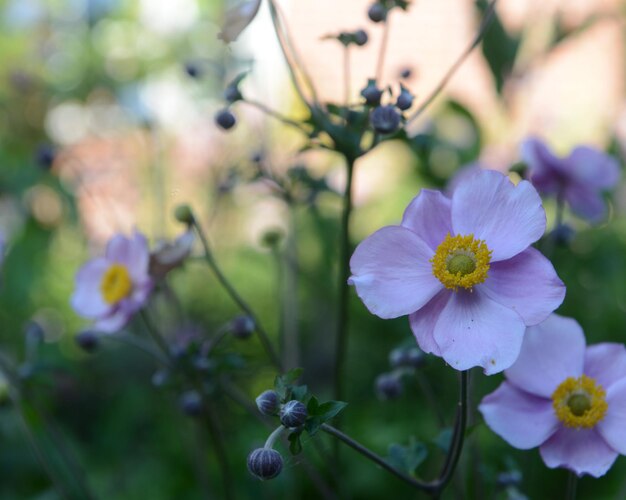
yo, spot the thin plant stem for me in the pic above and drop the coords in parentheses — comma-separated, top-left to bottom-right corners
(106, 332, 169, 365)
(375, 17, 390, 83)
(203, 405, 235, 500)
(321, 370, 469, 495)
(566, 470, 578, 500)
(343, 46, 351, 106)
(190, 216, 283, 371)
(243, 99, 310, 133)
(406, 0, 500, 126)
(265, 425, 286, 448)
(140, 310, 173, 363)
(267, 0, 318, 106)
(333, 155, 356, 404)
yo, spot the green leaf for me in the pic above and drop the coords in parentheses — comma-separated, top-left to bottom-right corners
(291, 384, 310, 402)
(274, 368, 304, 399)
(385, 438, 428, 474)
(433, 428, 453, 452)
(307, 396, 319, 414)
(315, 401, 348, 421)
(288, 431, 303, 455)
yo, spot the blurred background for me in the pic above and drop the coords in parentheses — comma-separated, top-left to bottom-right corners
(0, 0, 626, 498)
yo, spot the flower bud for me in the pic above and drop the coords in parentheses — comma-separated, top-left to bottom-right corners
(400, 67, 412, 79)
(256, 390, 281, 416)
(280, 400, 308, 428)
(174, 204, 195, 225)
(260, 228, 285, 248)
(152, 369, 169, 387)
(360, 80, 383, 106)
(353, 29, 368, 47)
(231, 314, 255, 339)
(370, 105, 401, 134)
(375, 373, 402, 400)
(247, 448, 283, 480)
(184, 62, 201, 79)
(367, 3, 387, 23)
(179, 390, 203, 417)
(215, 109, 236, 130)
(553, 224, 575, 247)
(75, 331, 99, 353)
(389, 346, 425, 369)
(395, 85, 414, 111)
(35, 144, 56, 170)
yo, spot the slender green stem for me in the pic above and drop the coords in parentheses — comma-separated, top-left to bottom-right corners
(407, 0, 499, 125)
(264, 425, 286, 448)
(343, 46, 351, 106)
(203, 405, 235, 500)
(190, 216, 283, 371)
(106, 332, 169, 365)
(243, 99, 310, 133)
(322, 370, 469, 495)
(375, 17, 390, 83)
(333, 155, 356, 403)
(140, 310, 173, 363)
(566, 470, 578, 500)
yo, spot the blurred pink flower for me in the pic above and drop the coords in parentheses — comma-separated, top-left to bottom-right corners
(521, 137, 620, 223)
(71, 231, 153, 333)
(349, 169, 565, 374)
(480, 314, 626, 478)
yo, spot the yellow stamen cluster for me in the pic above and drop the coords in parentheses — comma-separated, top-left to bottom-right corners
(552, 375, 608, 429)
(431, 234, 492, 290)
(100, 264, 133, 305)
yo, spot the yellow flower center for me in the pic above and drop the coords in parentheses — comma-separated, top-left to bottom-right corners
(100, 264, 133, 305)
(551, 375, 608, 429)
(431, 234, 492, 290)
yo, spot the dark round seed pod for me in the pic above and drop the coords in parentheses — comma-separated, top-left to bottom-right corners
(75, 331, 99, 353)
(247, 448, 283, 480)
(553, 224, 575, 247)
(184, 62, 201, 79)
(280, 400, 308, 428)
(256, 390, 281, 416)
(388, 347, 409, 369)
(360, 81, 383, 106)
(353, 29, 368, 47)
(396, 87, 414, 111)
(231, 314, 255, 339)
(215, 109, 236, 130)
(375, 373, 402, 400)
(179, 390, 203, 417)
(405, 347, 426, 368)
(370, 105, 401, 134)
(367, 3, 387, 23)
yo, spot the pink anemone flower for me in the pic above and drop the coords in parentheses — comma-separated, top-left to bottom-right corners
(349, 169, 565, 374)
(480, 314, 626, 477)
(71, 231, 153, 333)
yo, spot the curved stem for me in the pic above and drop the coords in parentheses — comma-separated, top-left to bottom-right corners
(264, 425, 286, 448)
(375, 17, 391, 83)
(243, 99, 310, 133)
(406, 0, 499, 125)
(322, 370, 469, 495)
(343, 47, 351, 106)
(190, 216, 283, 371)
(333, 155, 356, 403)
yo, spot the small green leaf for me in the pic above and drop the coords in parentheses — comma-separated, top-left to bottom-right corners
(315, 401, 348, 421)
(307, 396, 319, 414)
(386, 438, 428, 474)
(433, 428, 453, 452)
(288, 431, 302, 455)
(291, 384, 310, 402)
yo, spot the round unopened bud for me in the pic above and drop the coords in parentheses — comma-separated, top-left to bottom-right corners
(231, 315, 255, 339)
(152, 369, 169, 387)
(261, 228, 284, 248)
(280, 400, 308, 428)
(375, 373, 402, 400)
(256, 390, 281, 416)
(400, 67, 412, 79)
(396, 86, 414, 111)
(247, 448, 283, 480)
(215, 109, 236, 130)
(35, 144, 56, 170)
(75, 331, 99, 353)
(179, 390, 203, 417)
(367, 3, 387, 23)
(360, 81, 383, 106)
(184, 62, 201, 79)
(370, 105, 401, 134)
(353, 29, 368, 46)
(389, 347, 425, 369)
(174, 204, 195, 225)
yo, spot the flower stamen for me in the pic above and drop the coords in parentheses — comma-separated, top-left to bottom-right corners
(431, 233, 492, 290)
(552, 375, 607, 429)
(100, 264, 132, 305)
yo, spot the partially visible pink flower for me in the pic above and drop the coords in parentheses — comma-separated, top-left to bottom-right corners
(71, 231, 153, 333)
(149, 230, 194, 278)
(218, 0, 262, 43)
(479, 314, 626, 478)
(349, 169, 565, 374)
(521, 137, 620, 223)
